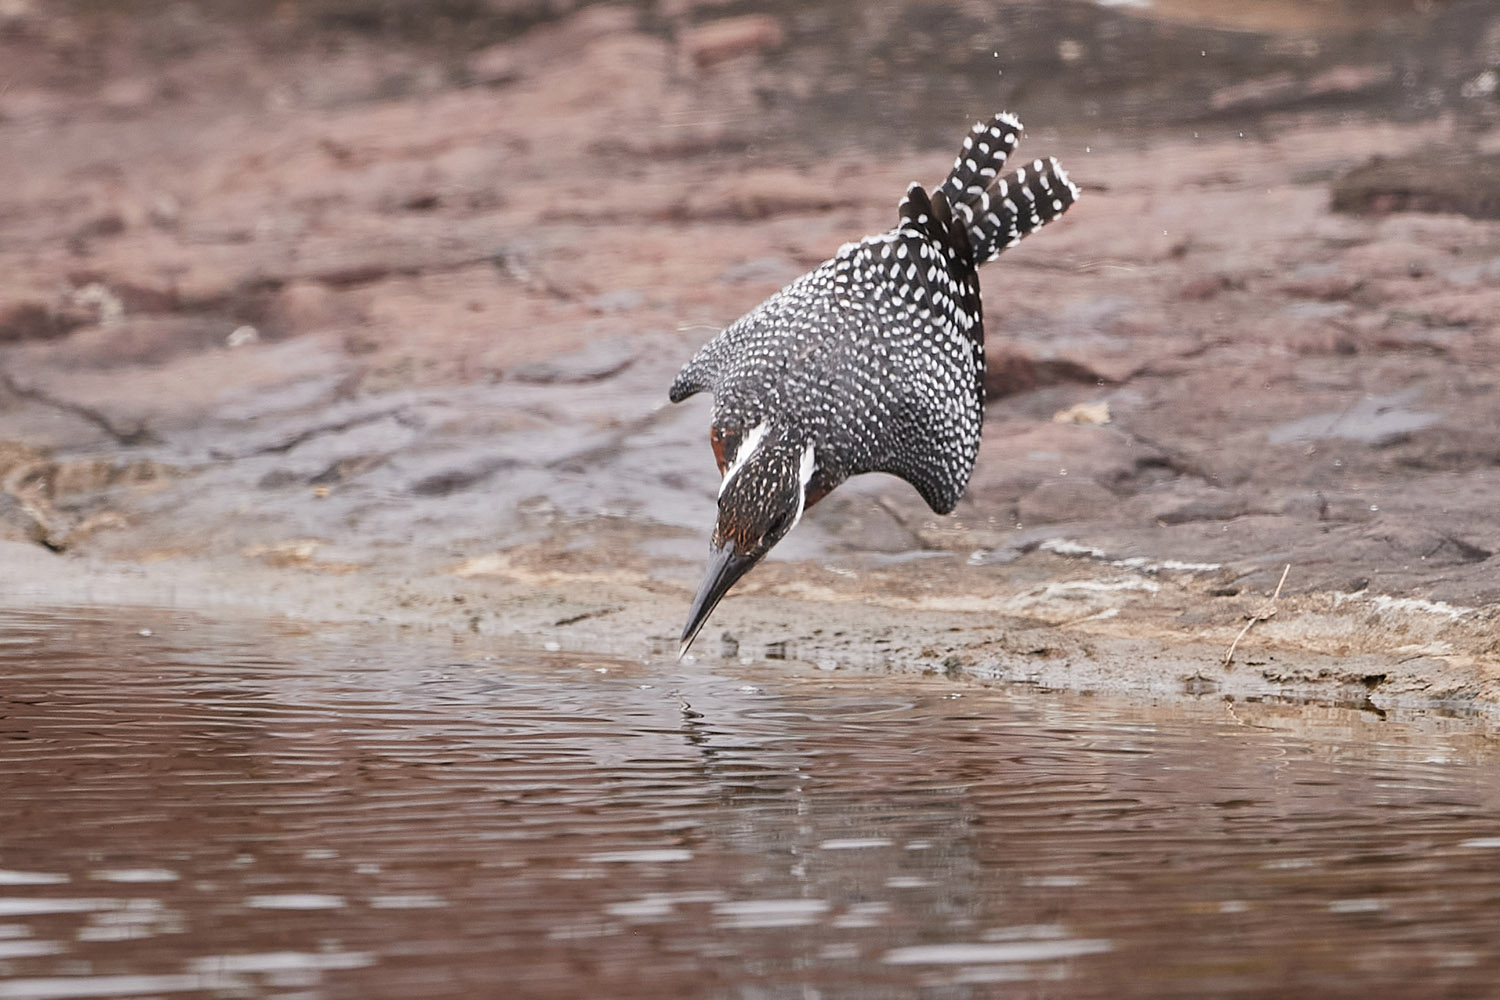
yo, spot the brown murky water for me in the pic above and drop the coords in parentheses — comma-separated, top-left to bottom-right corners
(2, 608, 1499, 999)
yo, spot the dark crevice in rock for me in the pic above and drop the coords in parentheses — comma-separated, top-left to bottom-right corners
(985, 354, 1113, 401)
(409, 457, 518, 497)
(1333, 150, 1500, 221)
(211, 408, 407, 460)
(0, 372, 159, 446)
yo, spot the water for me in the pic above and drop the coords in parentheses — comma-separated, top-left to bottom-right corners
(1, 608, 1498, 999)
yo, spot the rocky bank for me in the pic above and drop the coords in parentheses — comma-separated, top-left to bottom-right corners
(3, 0, 1500, 714)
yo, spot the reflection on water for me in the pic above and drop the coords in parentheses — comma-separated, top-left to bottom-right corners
(1, 608, 1498, 999)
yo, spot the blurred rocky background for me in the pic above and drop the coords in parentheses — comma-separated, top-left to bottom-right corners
(3, 0, 1500, 699)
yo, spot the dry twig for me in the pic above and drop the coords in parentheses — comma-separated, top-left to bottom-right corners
(1222, 564, 1291, 669)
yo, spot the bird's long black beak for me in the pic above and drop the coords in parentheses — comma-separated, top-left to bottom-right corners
(679, 543, 757, 659)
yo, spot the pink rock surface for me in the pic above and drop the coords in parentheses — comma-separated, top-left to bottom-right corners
(2, 1, 1499, 705)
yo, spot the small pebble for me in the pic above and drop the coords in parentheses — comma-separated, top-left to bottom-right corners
(226, 325, 259, 348)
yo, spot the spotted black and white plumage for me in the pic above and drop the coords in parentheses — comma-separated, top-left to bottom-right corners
(670, 112, 1080, 653)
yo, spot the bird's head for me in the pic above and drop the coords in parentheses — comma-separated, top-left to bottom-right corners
(679, 431, 815, 656)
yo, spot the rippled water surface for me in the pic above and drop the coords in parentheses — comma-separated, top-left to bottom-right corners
(2, 608, 1499, 999)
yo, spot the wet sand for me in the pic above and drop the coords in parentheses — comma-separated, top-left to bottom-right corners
(2, 1, 1500, 712)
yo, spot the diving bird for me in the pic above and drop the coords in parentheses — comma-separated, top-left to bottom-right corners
(669, 112, 1080, 654)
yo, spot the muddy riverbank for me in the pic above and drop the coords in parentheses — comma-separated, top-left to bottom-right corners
(3, 0, 1500, 713)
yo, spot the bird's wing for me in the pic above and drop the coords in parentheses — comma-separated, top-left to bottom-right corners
(669, 341, 719, 403)
(859, 342, 985, 515)
(854, 187, 986, 515)
(669, 265, 833, 407)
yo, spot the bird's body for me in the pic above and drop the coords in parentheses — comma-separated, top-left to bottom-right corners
(671, 113, 1080, 652)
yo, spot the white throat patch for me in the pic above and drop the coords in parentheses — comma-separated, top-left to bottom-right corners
(719, 421, 769, 498)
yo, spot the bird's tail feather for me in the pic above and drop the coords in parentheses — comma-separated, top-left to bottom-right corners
(938, 112, 1024, 211)
(938, 113, 1079, 265)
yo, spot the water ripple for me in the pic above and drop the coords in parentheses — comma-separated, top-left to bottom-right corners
(1, 607, 1498, 998)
